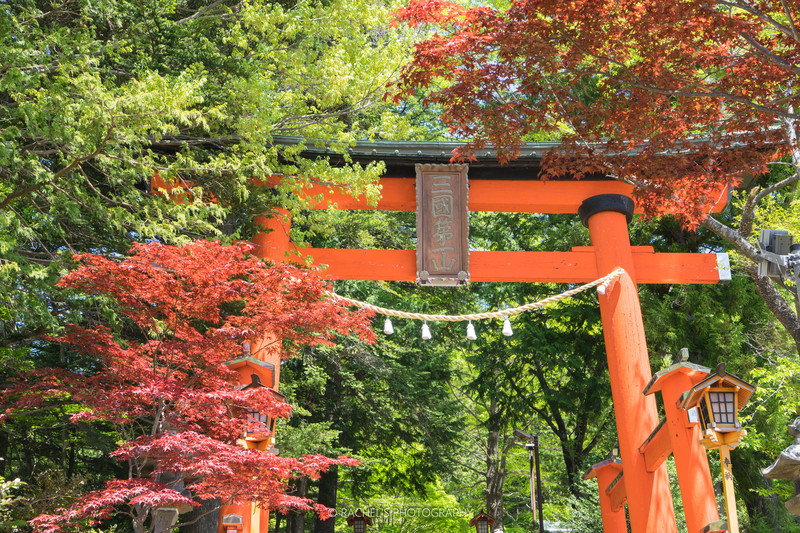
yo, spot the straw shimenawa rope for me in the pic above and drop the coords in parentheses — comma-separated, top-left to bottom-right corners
(327, 268, 626, 322)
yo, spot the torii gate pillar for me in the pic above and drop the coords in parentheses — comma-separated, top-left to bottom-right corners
(579, 195, 678, 533)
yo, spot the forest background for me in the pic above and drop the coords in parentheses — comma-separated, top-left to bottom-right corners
(3, 0, 800, 532)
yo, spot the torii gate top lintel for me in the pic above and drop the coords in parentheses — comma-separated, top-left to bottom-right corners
(254, 174, 729, 286)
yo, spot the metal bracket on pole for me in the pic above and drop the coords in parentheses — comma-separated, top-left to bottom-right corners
(757, 229, 800, 281)
(756, 230, 800, 304)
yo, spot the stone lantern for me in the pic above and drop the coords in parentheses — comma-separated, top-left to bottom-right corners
(763, 417, 800, 515)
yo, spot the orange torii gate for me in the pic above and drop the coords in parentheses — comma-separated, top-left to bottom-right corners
(252, 171, 731, 533)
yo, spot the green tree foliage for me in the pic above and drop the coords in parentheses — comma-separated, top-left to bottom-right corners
(448, 213, 616, 531)
(274, 333, 462, 532)
(304, 206, 800, 531)
(0, 475, 27, 532)
(286, 209, 621, 531)
(242, 208, 462, 532)
(0, 0, 418, 354)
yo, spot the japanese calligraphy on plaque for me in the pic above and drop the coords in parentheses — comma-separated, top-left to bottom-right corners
(416, 164, 469, 286)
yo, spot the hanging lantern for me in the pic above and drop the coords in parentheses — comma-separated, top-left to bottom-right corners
(502, 317, 513, 337)
(466, 321, 477, 340)
(469, 510, 494, 533)
(383, 318, 394, 335)
(346, 510, 373, 533)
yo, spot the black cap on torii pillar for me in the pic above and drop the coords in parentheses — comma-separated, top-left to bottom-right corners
(578, 194, 635, 227)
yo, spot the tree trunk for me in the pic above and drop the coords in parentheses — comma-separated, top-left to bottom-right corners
(22, 440, 33, 479)
(747, 265, 800, 353)
(0, 430, 7, 478)
(561, 439, 579, 491)
(314, 465, 338, 533)
(181, 498, 220, 533)
(132, 504, 146, 533)
(485, 395, 507, 532)
(153, 508, 180, 533)
(286, 509, 306, 533)
(286, 476, 309, 533)
(67, 442, 76, 479)
(486, 427, 506, 532)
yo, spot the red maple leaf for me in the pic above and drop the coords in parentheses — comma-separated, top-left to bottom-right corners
(393, 0, 796, 228)
(5, 240, 374, 532)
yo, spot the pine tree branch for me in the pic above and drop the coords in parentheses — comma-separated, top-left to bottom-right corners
(0, 125, 115, 210)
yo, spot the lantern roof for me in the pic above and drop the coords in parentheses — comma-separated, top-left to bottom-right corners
(227, 355, 276, 373)
(346, 510, 373, 527)
(234, 373, 286, 402)
(227, 356, 277, 389)
(469, 511, 495, 527)
(679, 363, 755, 411)
(241, 373, 267, 389)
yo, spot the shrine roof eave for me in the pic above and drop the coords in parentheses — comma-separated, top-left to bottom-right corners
(269, 134, 767, 180)
(271, 135, 558, 165)
(272, 136, 571, 180)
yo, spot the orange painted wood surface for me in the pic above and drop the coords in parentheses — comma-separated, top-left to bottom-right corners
(606, 475, 628, 513)
(587, 211, 677, 533)
(253, 211, 292, 265)
(301, 178, 416, 211)
(297, 178, 729, 214)
(656, 369, 721, 533)
(584, 460, 627, 533)
(294, 247, 723, 284)
(640, 422, 673, 473)
(719, 445, 740, 533)
(152, 174, 729, 215)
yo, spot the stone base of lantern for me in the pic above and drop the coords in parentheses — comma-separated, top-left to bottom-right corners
(786, 494, 800, 516)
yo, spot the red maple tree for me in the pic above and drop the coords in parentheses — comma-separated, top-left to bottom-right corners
(2, 240, 374, 533)
(394, 0, 798, 227)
